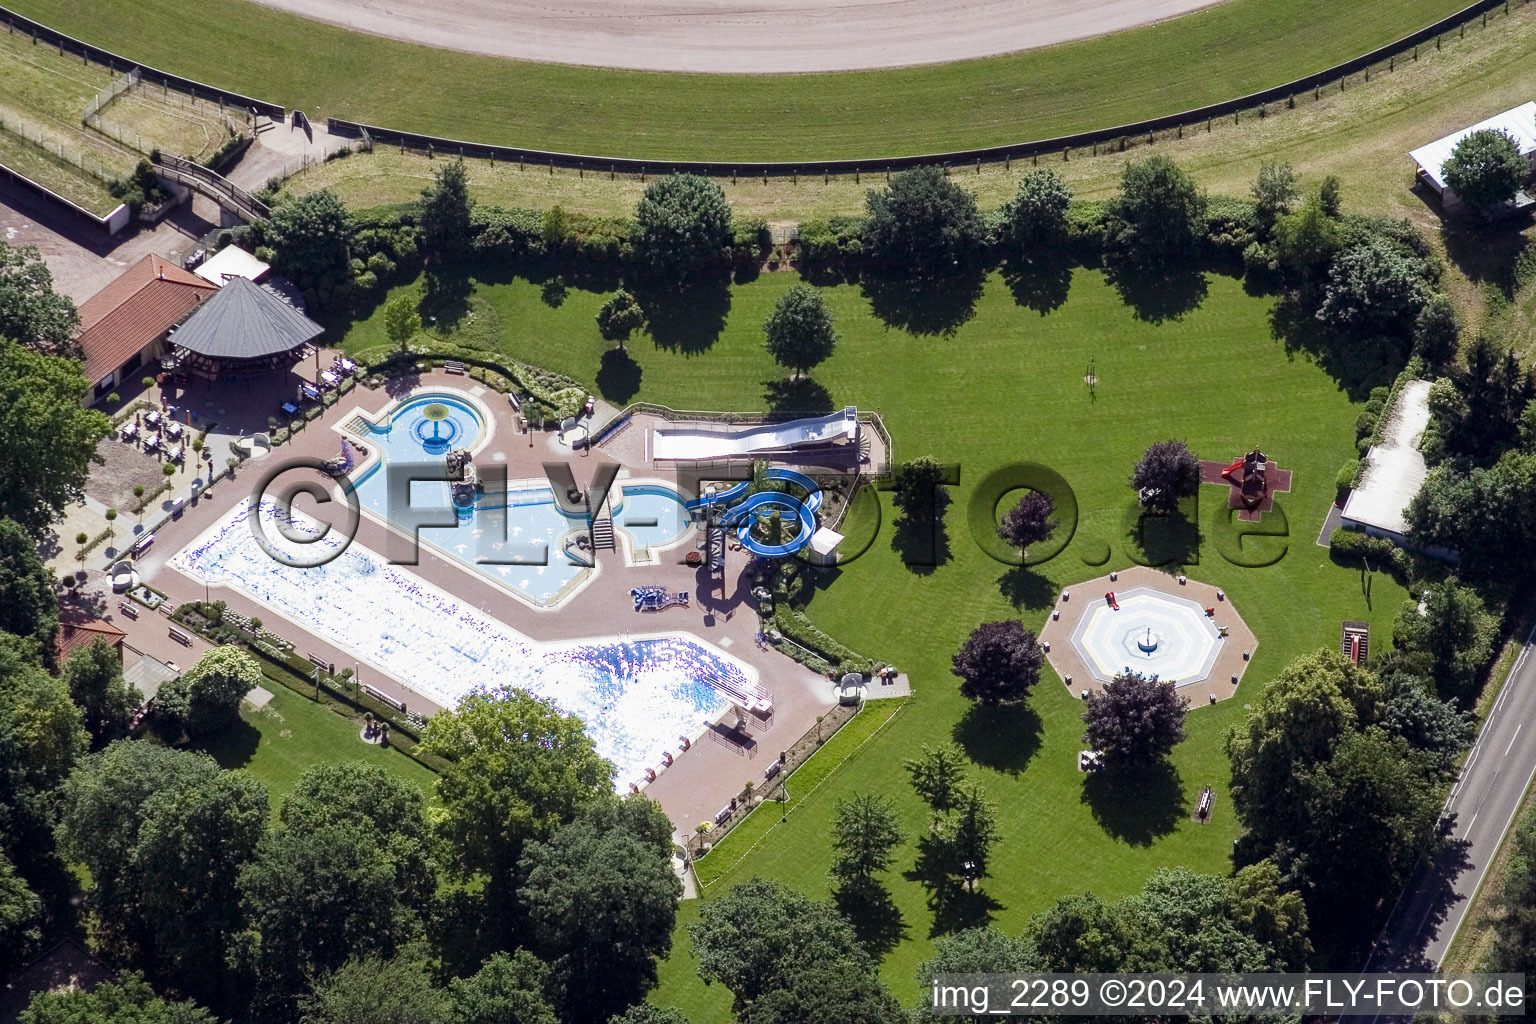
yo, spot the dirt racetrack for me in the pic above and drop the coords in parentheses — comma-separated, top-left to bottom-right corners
(245, 0, 1229, 73)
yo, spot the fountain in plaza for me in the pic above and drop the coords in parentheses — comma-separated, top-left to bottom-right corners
(1136, 626, 1161, 654)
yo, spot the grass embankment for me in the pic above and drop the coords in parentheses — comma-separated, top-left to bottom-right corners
(340, 266, 1408, 1010)
(8, 0, 1469, 162)
(193, 682, 437, 810)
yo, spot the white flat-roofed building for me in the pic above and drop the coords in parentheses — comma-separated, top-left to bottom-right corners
(1409, 102, 1536, 208)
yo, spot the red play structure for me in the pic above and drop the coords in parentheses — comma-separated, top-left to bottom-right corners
(1221, 449, 1270, 511)
(1105, 592, 1119, 610)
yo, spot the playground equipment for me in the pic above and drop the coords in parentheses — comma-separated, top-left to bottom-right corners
(631, 586, 690, 611)
(1105, 591, 1119, 610)
(687, 468, 826, 558)
(1220, 449, 1270, 510)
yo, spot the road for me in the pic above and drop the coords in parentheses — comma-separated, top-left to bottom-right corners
(1358, 620, 1536, 978)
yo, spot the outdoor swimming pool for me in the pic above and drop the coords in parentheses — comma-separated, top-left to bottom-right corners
(172, 498, 743, 785)
(348, 392, 692, 604)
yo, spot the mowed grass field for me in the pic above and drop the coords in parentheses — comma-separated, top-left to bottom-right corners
(340, 267, 1409, 1011)
(9, 0, 1468, 161)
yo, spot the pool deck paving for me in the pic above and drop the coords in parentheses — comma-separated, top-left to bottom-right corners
(1036, 565, 1257, 707)
(105, 366, 844, 840)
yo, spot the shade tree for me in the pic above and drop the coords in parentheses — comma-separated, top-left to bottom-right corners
(19, 973, 216, 1024)
(1251, 162, 1300, 231)
(630, 174, 733, 282)
(830, 793, 904, 886)
(420, 159, 474, 262)
(1441, 128, 1528, 210)
(997, 489, 1057, 557)
(156, 645, 261, 737)
(0, 341, 111, 537)
(519, 797, 681, 1023)
(446, 951, 560, 1024)
(1003, 168, 1072, 250)
(0, 241, 79, 359)
(952, 621, 1043, 705)
(904, 743, 968, 813)
(62, 638, 141, 747)
(1108, 156, 1208, 266)
(763, 284, 837, 378)
(597, 289, 646, 349)
(1130, 439, 1200, 514)
(266, 189, 355, 309)
(863, 166, 986, 278)
(0, 518, 60, 661)
(1081, 671, 1189, 768)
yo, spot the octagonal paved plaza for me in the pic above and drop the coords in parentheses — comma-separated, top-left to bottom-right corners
(1038, 566, 1258, 705)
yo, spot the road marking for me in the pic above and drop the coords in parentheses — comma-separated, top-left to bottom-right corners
(1461, 812, 1478, 840)
(1506, 723, 1523, 757)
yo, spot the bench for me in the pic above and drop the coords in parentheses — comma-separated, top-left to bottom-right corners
(168, 628, 192, 646)
(119, 602, 139, 619)
(362, 682, 407, 712)
(444, 360, 466, 375)
(306, 653, 334, 672)
(132, 532, 155, 554)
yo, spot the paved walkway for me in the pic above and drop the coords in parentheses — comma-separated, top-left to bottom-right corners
(113, 369, 843, 838)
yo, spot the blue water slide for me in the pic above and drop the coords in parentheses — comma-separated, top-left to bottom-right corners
(762, 467, 823, 514)
(723, 489, 816, 558)
(684, 479, 751, 511)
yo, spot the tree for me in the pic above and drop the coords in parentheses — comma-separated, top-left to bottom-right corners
(0, 517, 59, 658)
(1486, 807, 1536, 1002)
(62, 638, 141, 746)
(953, 621, 1042, 705)
(0, 241, 79, 358)
(520, 798, 681, 1023)
(420, 158, 474, 262)
(1391, 581, 1498, 700)
(890, 456, 951, 527)
(596, 289, 646, 349)
(133, 484, 145, 523)
(421, 686, 613, 951)
(863, 166, 985, 277)
(1225, 860, 1313, 971)
(74, 532, 88, 573)
(734, 959, 904, 1024)
(1251, 162, 1300, 230)
(1109, 156, 1207, 265)
(607, 1006, 690, 1024)
(1081, 671, 1189, 768)
(133, 771, 267, 1002)
(0, 639, 87, 893)
(914, 927, 1039, 1022)
(384, 294, 422, 351)
(997, 489, 1057, 556)
(1225, 648, 1384, 844)
(1441, 128, 1528, 210)
(446, 951, 560, 1024)
(265, 189, 354, 309)
(19, 973, 216, 1024)
(688, 877, 867, 1012)
(830, 793, 904, 885)
(234, 765, 434, 1024)
(0, 341, 111, 537)
(936, 783, 1001, 885)
(0, 851, 42, 967)
(904, 743, 968, 813)
(1413, 294, 1460, 367)
(629, 174, 733, 282)
(1318, 175, 1343, 217)
(763, 284, 837, 378)
(56, 742, 222, 963)
(1316, 239, 1427, 339)
(1131, 438, 1200, 514)
(1376, 670, 1475, 773)
(299, 952, 446, 1024)
(1004, 168, 1071, 250)
(160, 645, 261, 737)
(1271, 198, 1342, 285)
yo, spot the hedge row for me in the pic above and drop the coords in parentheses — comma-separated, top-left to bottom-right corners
(1329, 526, 1396, 564)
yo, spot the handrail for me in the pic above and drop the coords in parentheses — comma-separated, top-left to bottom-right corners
(152, 153, 270, 221)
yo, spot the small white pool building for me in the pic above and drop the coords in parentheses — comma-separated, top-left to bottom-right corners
(1409, 102, 1536, 208)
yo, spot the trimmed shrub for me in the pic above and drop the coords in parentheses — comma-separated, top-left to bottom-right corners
(1336, 459, 1360, 505)
(1330, 527, 1395, 563)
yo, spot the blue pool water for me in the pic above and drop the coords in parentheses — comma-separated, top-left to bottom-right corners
(347, 394, 692, 604)
(172, 499, 738, 786)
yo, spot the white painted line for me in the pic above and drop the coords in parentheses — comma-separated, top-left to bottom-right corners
(1461, 812, 1478, 840)
(1506, 723, 1523, 757)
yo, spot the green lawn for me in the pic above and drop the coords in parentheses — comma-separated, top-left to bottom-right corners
(341, 266, 1409, 1008)
(192, 681, 437, 810)
(9, 0, 1469, 162)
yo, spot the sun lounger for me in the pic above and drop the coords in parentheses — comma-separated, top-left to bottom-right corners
(281, 401, 299, 415)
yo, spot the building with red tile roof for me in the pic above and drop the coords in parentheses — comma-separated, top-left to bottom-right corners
(75, 254, 218, 401)
(54, 615, 127, 664)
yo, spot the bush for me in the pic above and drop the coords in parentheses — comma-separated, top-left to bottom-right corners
(730, 216, 770, 270)
(1336, 459, 1360, 505)
(1355, 411, 1378, 440)
(1203, 196, 1259, 264)
(1330, 527, 1395, 563)
(471, 205, 546, 263)
(797, 216, 865, 273)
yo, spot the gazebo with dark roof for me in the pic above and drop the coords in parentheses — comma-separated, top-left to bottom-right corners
(169, 276, 323, 380)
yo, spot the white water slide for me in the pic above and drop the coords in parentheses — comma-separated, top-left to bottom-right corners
(651, 407, 859, 461)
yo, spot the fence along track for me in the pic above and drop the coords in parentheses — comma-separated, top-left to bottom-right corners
(0, 0, 1519, 178)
